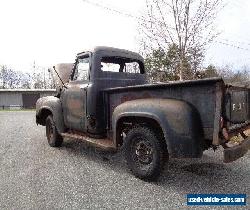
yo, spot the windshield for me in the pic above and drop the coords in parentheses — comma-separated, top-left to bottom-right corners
(73, 57, 90, 81)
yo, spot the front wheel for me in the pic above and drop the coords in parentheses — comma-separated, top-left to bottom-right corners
(45, 115, 63, 147)
(124, 126, 168, 181)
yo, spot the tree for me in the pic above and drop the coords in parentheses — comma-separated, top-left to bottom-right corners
(0, 65, 8, 88)
(145, 44, 182, 82)
(0, 64, 54, 89)
(197, 64, 250, 87)
(218, 66, 250, 86)
(0, 66, 22, 89)
(139, 0, 223, 80)
(31, 66, 54, 89)
(20, 73, 32, 89)
(196, 64, 218, 79)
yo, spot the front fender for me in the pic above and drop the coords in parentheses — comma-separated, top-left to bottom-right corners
(112, 98, 204, 158)
(36, 96, 65, 133)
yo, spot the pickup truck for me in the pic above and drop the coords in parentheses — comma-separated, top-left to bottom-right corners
(36, 46, 250, 181)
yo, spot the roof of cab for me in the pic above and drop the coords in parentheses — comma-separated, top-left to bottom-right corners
(77, 46, 144, 62)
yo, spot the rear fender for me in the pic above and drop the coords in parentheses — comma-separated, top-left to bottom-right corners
(112, 98, 204, 158)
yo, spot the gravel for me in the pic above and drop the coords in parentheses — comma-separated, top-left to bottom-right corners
(0, 111, 249, 209)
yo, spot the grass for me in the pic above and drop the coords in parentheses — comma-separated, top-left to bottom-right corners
(229, 129, 250, 144)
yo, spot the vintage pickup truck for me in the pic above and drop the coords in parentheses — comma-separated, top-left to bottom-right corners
(36, 46, 250, 181)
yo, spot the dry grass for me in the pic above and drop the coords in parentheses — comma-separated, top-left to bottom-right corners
(245, 129, 250, 136)
(229, 129, 250, 144)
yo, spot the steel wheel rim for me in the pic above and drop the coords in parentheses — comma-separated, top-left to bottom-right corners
(131, 137, 154, 170)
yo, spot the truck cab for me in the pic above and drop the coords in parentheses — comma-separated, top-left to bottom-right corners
(60, 47, 147, 135)
(36, 46, 250, 181)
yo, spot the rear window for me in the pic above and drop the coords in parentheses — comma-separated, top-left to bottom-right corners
(101, 57, 144, 74)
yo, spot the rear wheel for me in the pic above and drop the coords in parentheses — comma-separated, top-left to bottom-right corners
(45, 115, 63, 147)
(124, 126, 168, 181)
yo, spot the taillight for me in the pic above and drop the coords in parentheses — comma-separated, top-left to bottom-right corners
(220, 117, 229, 141)
(220, 117, 224, 128)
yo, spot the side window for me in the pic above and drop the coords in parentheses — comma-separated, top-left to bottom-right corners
(74, 57, 89, 81)
(101, 62, 120, 72)
(124, 62, 141, 74)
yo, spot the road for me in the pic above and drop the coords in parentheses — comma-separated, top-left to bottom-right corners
(0, 111, 249, 209)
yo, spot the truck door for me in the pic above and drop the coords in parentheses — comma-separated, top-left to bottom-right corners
(61, 55, 90, 132)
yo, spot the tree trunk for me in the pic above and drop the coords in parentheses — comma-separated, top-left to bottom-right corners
(179, 53, 184, 81)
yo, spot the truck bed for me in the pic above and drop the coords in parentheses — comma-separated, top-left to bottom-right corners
(103, 78, 250, 144)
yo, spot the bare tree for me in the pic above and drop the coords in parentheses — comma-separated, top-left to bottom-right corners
(0, 65, 8, 88)
(197, 64, 250, 88)
(139, 0, 223, 80)
(31, 64, 54, 89)
(20, 73, 32, 89)
(0, 64, 54, 89)
(217, 65, 250, 87)
(0, 65, 22, 89)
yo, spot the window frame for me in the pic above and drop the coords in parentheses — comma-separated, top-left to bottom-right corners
(71, 53, 91, 82)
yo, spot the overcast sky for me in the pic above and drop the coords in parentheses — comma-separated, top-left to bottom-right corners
(0, 0, 250, 72)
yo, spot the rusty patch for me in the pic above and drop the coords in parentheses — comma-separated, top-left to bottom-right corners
(121, 92, 152, 104)
(67, 98, 84, 117)
(61, 131, 116, 151)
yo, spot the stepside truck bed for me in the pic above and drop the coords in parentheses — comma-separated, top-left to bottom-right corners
(104, 78, 250, 155)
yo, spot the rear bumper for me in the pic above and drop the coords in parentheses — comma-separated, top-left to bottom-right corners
(224, 136, 250, 163)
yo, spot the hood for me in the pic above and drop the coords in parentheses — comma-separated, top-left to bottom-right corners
(51, 63, 73, 88)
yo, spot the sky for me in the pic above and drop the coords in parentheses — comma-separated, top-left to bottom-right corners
(0, 0, 250, 72)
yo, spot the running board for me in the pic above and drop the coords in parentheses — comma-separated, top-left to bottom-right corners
(61, 132, 116, 152)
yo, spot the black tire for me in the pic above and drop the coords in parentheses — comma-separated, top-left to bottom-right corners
(45, 115, 63, 147)
(124, 126, 168, 181)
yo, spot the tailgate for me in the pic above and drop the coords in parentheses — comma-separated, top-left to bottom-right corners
(225, 86, 250, 124)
